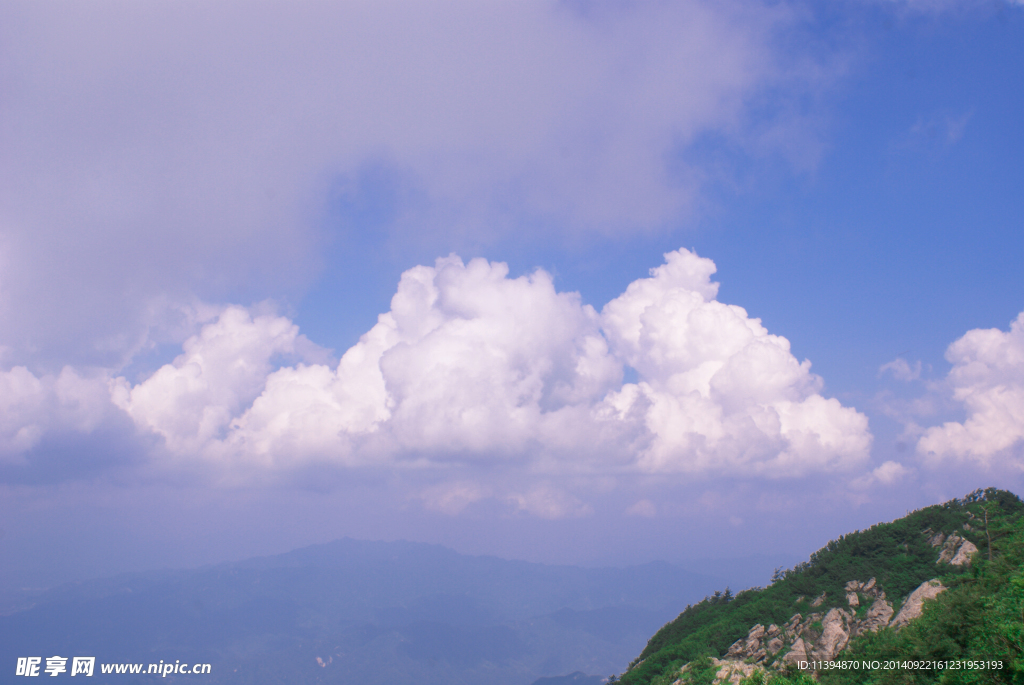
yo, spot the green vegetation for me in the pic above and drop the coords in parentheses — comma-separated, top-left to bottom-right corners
(615, 489, 1024, 685)
(740, 669, 818, 685)
(821, 492, 1024, 685)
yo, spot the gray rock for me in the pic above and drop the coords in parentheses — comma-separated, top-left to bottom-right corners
(811, 608, 851, 660)
(783, 638, 809, 665)
(890, 580, 945, 629)
(855, 596, 894, 635)
(726, 624, 765, 660)
(950, 540, 978, 566)
(938, 535, 963, 563)
(707, 658, 758, 685)
(725, 638, 746, 658)
(783, 614, 802, 639)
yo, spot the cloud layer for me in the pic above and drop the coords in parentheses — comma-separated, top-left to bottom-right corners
(0, 0, 819, 368)
(2, 249, 873, 494)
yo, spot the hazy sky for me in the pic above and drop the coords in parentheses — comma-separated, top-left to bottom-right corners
(1, 0, 1022, 591)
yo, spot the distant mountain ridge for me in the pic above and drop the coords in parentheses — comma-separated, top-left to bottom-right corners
(615, 488, 1024, 685)
(2, 537, 721, 685)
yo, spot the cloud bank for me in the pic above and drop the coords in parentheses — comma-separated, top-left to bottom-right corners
(2, 249, 872, 493)
(0, 366, 110, 461)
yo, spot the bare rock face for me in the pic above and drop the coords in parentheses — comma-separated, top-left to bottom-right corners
(783, 614, 803, 639)
(811, 608, 852, 660)
(707, 658, 758, 685)
(782, 638, 809, 665)
(726, 624, 767, 662)
(932, 531, 977, 566)
(810, 592, 826, 607)
(950, 540, 978, 566)
(858, 595, 894, 634)
(890, 579, 945, 629)
(938, 535, 963, 563)
(844, 581, 861, 607)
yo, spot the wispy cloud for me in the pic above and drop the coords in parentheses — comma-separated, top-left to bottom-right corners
(879, 357, 922, 381)
(908, 110, 974, 146)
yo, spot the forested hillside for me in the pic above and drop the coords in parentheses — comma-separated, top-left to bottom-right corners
(614, 488, 1024, 685)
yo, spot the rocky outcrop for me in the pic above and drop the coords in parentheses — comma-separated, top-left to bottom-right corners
(726, 624, 767, 661)
(813, 608, 851, 660)
(724, 606, 857, 664)
(860, 595, 894, 632)
(783, 614, 801, 636)
(782, 638, 808, 665)
(701, 577, 944, 683)
(890, 579, 945, 629)
(706, 658, 758, 685)
(950, 540, 978, 566)
(928, 529, 978, 567)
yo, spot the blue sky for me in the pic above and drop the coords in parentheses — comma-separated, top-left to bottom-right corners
(0, 0, 1022, 592)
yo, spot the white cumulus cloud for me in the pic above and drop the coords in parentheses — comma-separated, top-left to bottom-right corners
(224, 255, 621, 467)
(111, 307, 324, 456)
(0, 249, 873, 500)
(107, 249, 871, 482)
(598, 249, 871, 476)
(917, 311, 1024, 466)
(851, 460, 912, 489)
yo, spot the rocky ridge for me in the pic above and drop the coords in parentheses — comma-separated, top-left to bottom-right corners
(677, 527, 979, 685)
